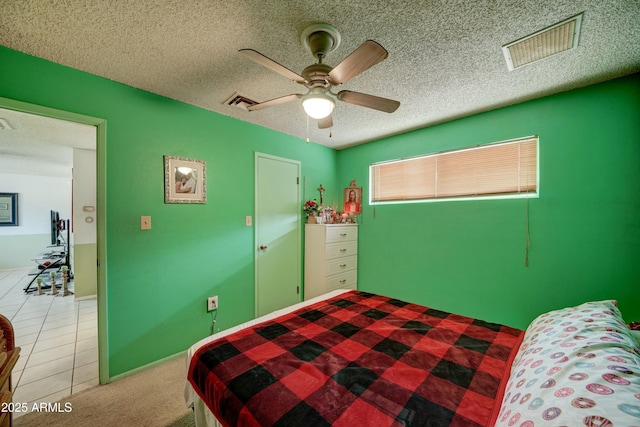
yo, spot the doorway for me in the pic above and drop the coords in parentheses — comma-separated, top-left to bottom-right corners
(254, 153, 301, 317)
(0, 96, 107, 385)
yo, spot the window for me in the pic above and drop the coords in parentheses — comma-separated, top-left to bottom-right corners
(370, 136, 538, 203)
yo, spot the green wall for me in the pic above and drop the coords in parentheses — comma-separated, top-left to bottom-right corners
(336, 74, 640, 330)
(0, 46, 338, 378)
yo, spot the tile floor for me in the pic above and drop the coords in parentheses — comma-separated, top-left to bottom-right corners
(0, 267, 99, 418)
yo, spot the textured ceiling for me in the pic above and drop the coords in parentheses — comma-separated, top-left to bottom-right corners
(0, 0, 639, 171)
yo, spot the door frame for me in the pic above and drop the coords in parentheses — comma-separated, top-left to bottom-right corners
(254, 152, 302, 317)
(0, 96, 108, 384)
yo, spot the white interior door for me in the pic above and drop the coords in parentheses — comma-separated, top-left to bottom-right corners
(255, 153, 301, 317)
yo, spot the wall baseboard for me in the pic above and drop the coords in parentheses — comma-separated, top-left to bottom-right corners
(107, 350, 187, 384)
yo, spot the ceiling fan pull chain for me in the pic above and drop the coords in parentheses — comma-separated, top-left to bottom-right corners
(306, 114, 310, 143)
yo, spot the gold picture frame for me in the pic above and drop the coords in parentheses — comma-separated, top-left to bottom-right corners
(164, 155, 206, 204)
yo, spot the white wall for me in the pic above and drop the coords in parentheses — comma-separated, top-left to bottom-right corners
(0, 172, 72, 236)
(72, 148, 96, 245)
(0, 172, 72, 268)
(72, 148, 97, 297)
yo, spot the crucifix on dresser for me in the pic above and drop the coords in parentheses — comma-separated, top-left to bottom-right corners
(317, 184, 325, 205)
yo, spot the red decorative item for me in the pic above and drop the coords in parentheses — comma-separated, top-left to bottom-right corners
(303, 199, 318, 216)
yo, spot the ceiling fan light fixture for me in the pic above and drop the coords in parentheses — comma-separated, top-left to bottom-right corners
(302, 93, 335, 119)
(300, 24, 341, 60)
(239, 24, 399, 126)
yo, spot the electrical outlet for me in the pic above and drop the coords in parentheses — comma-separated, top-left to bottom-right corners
(207, 295, 218, 311)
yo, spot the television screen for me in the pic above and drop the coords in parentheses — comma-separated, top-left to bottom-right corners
(50, 210, 60, 245)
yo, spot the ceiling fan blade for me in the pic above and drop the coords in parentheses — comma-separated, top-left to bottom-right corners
(247, 94, 302, 111)
(328, 40, 388, 85)
(337, 90, 400, 113)
(317, 114, 333, 129)
(239, 49, 306, 84)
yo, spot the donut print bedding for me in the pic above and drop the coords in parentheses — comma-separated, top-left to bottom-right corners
(185, 294, 640, 426)
(494, 300, 640, 426)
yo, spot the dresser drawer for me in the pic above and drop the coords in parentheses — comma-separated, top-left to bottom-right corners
(304, 224, 358, 301)
(325, 241, 358, 259)
(326, 255, 357, 276)
(326, 226, 358, 243)
(326, 270, 357, 292)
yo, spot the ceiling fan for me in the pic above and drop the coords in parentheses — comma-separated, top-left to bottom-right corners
(239, 23, 400, 129)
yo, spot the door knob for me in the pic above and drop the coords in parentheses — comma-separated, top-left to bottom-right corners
(259, 244, 268, 250)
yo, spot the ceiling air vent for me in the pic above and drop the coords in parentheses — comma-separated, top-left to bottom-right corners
(223, 92, 258, 110)
(502, 13, 583, 71)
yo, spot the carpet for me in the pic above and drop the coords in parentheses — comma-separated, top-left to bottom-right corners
(14, 355, 195, 427)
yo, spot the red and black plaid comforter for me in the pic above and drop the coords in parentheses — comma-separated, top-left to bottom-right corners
(188, 291, 523, 426)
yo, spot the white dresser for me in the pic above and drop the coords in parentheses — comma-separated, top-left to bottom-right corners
(304, 224, 358, 300)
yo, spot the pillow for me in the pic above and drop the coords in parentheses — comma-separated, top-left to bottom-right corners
(495, 300, 640, 426)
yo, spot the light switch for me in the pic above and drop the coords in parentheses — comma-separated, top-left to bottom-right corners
(141, 216, 151, 230)
(245, 216, 252, 226)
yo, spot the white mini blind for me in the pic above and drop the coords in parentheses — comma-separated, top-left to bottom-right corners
(371, 137, 537, 202)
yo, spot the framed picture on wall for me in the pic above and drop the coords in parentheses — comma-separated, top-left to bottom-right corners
(0, 193, 18, 226)
(343, 186, 362, 214)
(164, 156, 206, 204)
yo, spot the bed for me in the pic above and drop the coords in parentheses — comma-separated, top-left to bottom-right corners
(184, 290, 640, 426)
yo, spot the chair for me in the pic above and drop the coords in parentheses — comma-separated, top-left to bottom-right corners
(0, 315, 21, 427)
